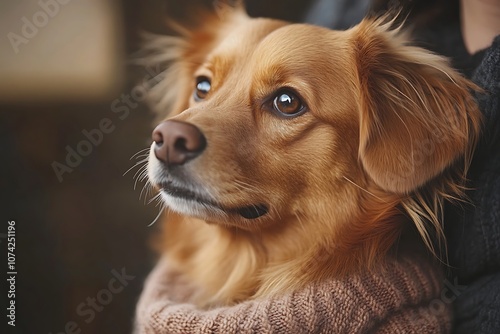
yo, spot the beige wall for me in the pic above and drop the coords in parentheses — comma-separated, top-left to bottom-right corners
(0, 0, 123, 101)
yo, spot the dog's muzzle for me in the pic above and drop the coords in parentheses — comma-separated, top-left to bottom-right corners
(149, 120, 269, 220)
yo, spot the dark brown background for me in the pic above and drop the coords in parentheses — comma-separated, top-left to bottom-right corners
(1, 1, 312, 333)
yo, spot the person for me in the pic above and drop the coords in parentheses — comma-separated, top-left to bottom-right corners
(426, 1, 500, 333)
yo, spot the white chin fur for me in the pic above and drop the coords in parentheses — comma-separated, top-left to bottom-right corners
(160, 192, 227, 219)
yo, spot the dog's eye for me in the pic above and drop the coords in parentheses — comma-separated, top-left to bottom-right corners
(273, 91, 305, 117)
(194, 77, 211, 101)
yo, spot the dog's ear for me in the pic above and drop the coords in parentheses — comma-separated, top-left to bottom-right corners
(139, 0, 247, 118)
(353, 18, 482, 194)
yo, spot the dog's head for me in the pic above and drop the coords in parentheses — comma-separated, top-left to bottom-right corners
(145, 2, 481, 253)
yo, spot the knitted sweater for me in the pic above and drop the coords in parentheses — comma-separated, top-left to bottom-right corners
(134, 254, 451, 333)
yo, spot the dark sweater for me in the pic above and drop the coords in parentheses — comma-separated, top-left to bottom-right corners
(445, 36, 500, 334)
(418, 21, 500, 334)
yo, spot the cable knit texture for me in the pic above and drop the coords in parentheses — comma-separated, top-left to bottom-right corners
(134, 255, 451, 333)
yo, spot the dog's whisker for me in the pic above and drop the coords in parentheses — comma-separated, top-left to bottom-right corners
(138, 169, 150, 182)
(137, 170, 148, 183)
(139, 180, 149, 201)
(134, 167, 149, 191)
(148, 192, 162, 205)
(232, 179, 260, 193)
(145, 183, 155, 204)
(132, 162, 148, 179)
(138, 167, 149, 180)
(134, 153, 150, 160)
(133, 163, 148, 182)
(130, 152, 149, 160)
(342, 176, 387, 202)
(148, 203, 165, 227)
(130, 148, 150, 160)
(140, 180, 153, 202)
(231, 182, 247, 193)
(134, 164, 147, 180)
(124, 158, 148, 177)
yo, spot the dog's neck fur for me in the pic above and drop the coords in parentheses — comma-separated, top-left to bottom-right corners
(161, 181, 405, 307)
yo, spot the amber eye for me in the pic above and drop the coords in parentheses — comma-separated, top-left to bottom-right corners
(272, 91, 305, 117)
(194, 77, 211, 101)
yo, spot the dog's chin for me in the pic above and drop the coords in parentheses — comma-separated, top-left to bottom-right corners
(160, 191, 227, 220)
(158, 184, 269, 224)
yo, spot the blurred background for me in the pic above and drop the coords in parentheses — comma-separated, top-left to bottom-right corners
(0, 1, 317, 333)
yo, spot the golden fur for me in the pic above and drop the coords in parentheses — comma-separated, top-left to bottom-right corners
(143, 2, 482, 307)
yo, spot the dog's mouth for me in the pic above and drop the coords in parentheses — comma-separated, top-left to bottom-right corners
(234, 204, 269, 219)
(159, 182, 269, 220)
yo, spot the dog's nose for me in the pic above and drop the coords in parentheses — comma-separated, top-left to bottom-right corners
(152, 120, 207, 166)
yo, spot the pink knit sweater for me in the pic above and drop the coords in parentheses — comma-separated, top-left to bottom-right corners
(134, 254, 451, 333)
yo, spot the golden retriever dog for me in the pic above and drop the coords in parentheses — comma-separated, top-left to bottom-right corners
(142, 0, 481, 308)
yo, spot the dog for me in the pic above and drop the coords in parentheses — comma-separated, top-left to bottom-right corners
(142, 1, 481, 308)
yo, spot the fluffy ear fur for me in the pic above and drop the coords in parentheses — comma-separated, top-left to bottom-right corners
(137, 0, 247, 118)
(353, 18, 482, 194)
